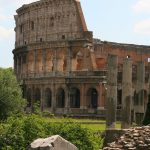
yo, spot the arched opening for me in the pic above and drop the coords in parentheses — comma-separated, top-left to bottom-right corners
(56, 88, 65, 108)
(34, 88, 41, 104)
(70, 88, 80, 108)
(26, 88, 32, 107)
(87, 88, 98, 108)
(117, 89, 122, 109)
(45, 88, 52, 108)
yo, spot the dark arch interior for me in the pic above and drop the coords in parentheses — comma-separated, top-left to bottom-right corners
(45, 88, 52, 107)
(34, 88, 41, 104)
(26, 89, 32, 107)
(87, 88, 98, 108)
(56, 88, 65, 108)
(117, 89, 122, 109)
(70, 88, 80, 108)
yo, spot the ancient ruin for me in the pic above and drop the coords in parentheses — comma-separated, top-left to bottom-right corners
(29, 135, 78, 150)
(13, 0, 150, 120)
(103, 125, 150, 150)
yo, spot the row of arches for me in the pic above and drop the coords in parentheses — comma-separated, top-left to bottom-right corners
(26, 87, 99, 109)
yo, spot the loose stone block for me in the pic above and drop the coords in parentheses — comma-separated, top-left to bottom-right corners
(29, 135, 78, 150)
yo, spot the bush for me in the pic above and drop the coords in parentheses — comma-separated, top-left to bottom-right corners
(0, 68, 25, 120)
(0, 115, 102, 150)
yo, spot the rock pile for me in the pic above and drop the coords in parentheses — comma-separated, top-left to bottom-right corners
(103, 126, 150, 150)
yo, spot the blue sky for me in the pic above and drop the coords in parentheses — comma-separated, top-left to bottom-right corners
(0, 0, 150, 68)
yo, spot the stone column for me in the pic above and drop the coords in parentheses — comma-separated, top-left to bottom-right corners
(14, 56, 17, 74)
(31, 86, 35, 112)
(42, 49, 46, 73)
(98, 83, 103, 109)
(135, 61, 145, 125)
(64, 85, 70, 114)
(34, 50, 37, 74)
(106, 54, 118, 129)
(16, 56, 19, 75)
(40, 86, 44, 112)
(80, 84, 86, 109)
(20, 55, 23, 76)
(51, 83, 56, 113)
(66, 45, 72, 75)
(121, 58, 132, 129)
(53, 49, 57, 75)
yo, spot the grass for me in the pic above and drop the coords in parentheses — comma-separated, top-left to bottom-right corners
(41, 116, 121, 132)
(81, 123, 121, 131)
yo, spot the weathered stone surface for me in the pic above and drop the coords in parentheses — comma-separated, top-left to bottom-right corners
(103, 125, 150, 150)
(121, 58, 132, 129)
(13, 0, 150, 118)
(29, 135, 78, 150)
(106, 55, 118, 129)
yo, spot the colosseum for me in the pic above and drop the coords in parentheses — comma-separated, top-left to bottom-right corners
(13, 0, 150, 118)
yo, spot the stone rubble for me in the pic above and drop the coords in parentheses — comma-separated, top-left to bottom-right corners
(103, 125, 150, 150)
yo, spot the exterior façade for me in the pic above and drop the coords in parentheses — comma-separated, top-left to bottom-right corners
(13, 0, 150, 117)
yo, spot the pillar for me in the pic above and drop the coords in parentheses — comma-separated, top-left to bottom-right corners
(40, 86, 44, 112)
(135, 61, 145, 125)
(42, 49, 46, 73)
(64, 85, 70, 114)
(66, 45, 72, 75)
(90, 49, 97, 70)
(106, 54, 118, 129)
(31, 86, 35, 112)
(98, 83, 103, 109)
(14, 56, 17, 74)
(51, 83, 56, 113)
(80, 84, 86, 109)
(53, 49, 57, 75)
(16, 56, 19, 75)
(34, 49, 37, 74)
(20, 55, 23, 76)
(121, 58, 132, 129)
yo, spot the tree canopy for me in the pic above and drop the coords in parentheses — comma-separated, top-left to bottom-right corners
(0, 68, 25, 120)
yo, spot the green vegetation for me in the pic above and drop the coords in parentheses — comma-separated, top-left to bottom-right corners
(0, 68, 25, 120)
(0, 115, 103, 150)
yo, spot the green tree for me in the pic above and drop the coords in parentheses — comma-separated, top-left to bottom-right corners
(0, 68, 25, 120)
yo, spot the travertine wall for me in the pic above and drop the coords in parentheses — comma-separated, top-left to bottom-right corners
(13, 0, 150, 117)
(15, 0, 87, 47)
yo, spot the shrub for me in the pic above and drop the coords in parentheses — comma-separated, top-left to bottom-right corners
(0, 115, 102, 150)
(0, 68, 25, 120)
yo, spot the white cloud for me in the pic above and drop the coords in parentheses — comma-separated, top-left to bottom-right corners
(133, 0, 150, 13)
(0, 26, 14, 40)
(134, 19, 150, 34)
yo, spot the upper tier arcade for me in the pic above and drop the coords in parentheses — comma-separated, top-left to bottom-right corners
(14, 0, 90, 48)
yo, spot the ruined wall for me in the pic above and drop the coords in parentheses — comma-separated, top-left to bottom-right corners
(94, 41, 150, 71)
(14, 0, 88, 47)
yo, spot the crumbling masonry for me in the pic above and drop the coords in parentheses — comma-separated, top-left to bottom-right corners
(13, 0, 150, 119)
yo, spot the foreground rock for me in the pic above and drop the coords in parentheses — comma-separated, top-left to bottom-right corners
(103, 125, 150, 150)
(29, 135, 78, 150)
